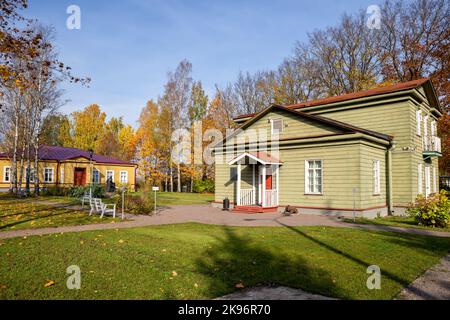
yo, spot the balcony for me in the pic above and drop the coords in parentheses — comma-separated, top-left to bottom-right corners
(423, 136, 442, 157)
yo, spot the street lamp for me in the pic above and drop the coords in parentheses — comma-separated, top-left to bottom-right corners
(88, 149, 94, 198)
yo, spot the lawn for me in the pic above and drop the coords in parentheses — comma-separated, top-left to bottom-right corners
(135, 191, 214, 206)
(345, 216, 450, 232)
(0, 223, 449, 300)
(0, 194, 121, 231)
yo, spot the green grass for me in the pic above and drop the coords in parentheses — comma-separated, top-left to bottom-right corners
(345, 216, 450, 232)
(0, 223, 448, 300)
(0, 194, 122, 231)
(132, 191, 214, 206)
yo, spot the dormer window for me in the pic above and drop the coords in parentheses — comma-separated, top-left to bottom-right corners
(271, 119, 283, 135)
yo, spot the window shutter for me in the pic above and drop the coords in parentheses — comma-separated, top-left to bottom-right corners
(416, 110, 422, 136)
(418, 164, 423, 194)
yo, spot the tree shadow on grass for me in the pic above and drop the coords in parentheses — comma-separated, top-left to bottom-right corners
(194, 226, 339, 299)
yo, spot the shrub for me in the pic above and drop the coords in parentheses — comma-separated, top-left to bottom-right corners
(407, 190, 450, 228)
(193, 179, 214, 193)
(113, 193, 154, 215)
(41, 187, 71, 197)
(68, 185, 105, 198)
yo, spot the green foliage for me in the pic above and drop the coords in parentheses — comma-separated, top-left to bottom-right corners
(113, 193, 154, 215)
(68, 185, 105, 198)
(407, 190, 450, 228)
(41, 187, 71, 197)
(193, 179, 214, 193)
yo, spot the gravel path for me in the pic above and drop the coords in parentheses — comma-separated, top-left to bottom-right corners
(397, 254, 450, 300)
(1, 204, 450, 240)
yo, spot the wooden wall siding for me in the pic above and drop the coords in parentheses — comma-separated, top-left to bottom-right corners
(306, 97, 439, 206)
(359, 144, 387, 209)
(215, 163, 236, 203)
(236, 109, 344, 142)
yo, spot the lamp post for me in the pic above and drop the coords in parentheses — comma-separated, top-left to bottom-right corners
(88, 149, 94, 198)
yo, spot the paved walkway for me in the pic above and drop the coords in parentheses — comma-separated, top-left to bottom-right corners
(1, 204, 450, 239)
(217, 286, 337, 300)
(397, 254, 450, 300)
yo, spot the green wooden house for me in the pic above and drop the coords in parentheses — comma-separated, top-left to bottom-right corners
(213, 78, 444, 217)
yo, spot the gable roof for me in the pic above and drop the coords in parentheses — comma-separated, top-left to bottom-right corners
(215, 105, 393, 149)
(0, 145, 133, 165)
(234, 78, 441, 120)
(228, 151, 282, 165)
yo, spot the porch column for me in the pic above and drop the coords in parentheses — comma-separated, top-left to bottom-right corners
(275, 164, 279, 206)
(261, 165, 266, 207)
(236, 162, 241, 206)
(252, 165, 255, 205)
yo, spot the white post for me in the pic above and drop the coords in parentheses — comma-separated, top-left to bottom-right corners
(236, 163, 241, 206)
(275, 165, 279, 206)
(252, 165, 255, 205)
(262, 165, 266, 207)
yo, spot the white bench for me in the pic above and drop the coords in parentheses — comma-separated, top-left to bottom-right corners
(81, 192, 92, 208)
(89, 198, 116, 218)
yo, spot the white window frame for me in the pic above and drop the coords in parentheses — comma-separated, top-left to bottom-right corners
(373, 160, 381, 195)
(418, 163, 423, 195)
(43, 167, 54, 183)
(27, 168, 36, 183)
(270, 119, 283, 135)
(3, 166, 11, 183)
(305, 160, 323, 195)
(120, 170, 128, 184)
(93, 168, 100, 184)
(432, 166, 437, 193)
(416, 109, 422, 136)
(106, 170, 114, 182)
(431, 120, 437, 137)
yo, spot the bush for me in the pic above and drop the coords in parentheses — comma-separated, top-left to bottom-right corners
(113, 193, 154, 215)
(407, 190, 450, 228)
(68, 185, 105, 198)
(41, 187, 71, 197)
(193, 179, 214, 193)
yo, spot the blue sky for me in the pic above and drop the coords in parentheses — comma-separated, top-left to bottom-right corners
(27, 0, 377, 126)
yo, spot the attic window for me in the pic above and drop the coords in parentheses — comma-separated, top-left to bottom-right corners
(271, 119, 283, 135)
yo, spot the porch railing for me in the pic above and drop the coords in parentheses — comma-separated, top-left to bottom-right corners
(423, 136, 442, 153)
(264, 189, 277, 207)
(239, 189, 254, 206)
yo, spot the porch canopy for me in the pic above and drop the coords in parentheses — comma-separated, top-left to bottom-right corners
(228, 152, 282, 208)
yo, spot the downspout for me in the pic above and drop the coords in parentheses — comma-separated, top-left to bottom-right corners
(387, 143, 394, 215)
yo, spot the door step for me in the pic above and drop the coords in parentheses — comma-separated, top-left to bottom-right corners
(233, 206, 278, 213)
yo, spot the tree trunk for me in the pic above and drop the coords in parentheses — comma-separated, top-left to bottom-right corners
(177, 163, 181, 192)
(169, 162, 173, 192)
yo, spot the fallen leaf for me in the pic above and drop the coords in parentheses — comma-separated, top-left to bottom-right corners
(194, 283, 199, 288)
(44, 280, 55, 288)
(172, 271, 178, 277)
(235, 283, 245, 289)
(80, 240, 84, 245)
(118, 239, 124, 244)
(0, 285, 7, 289)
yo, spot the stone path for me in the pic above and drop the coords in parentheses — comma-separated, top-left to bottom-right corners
(397, 254, 450, 300)
(217, 286, 336, 300)
(1, 204, 450, 239)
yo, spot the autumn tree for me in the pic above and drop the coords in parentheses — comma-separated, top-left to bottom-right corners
(70, 104, 106, 152)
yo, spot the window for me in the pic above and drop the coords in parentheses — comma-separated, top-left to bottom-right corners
(271, 119, 283, 135)
(373, 160, 381, 195)
(3, 166, 11, 183)
(418, 163, 423, 194)
(106, 170, 114, 182)
(431, 120, 437, 137)
(27, 168, 35, 183)
(43, 168, 54, 183)
(423, 115, 429, 137)
(416, 110, 422, 136)
(305, 160, 322, 194)
(93, 169, 100, 184)
(60, 167, 64, 184)
(120, 171, 128, 183)
(432, 166, 437, 193)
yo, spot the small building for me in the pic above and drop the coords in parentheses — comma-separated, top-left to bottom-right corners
(213, 78, 443, 217)
(0, 145, 137, 191)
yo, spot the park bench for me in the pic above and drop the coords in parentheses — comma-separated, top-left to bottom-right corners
(81, 192, 92, 208)
(89, 198, 116, 218)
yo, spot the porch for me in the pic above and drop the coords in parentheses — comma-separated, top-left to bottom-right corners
(228, 152, 282, 213)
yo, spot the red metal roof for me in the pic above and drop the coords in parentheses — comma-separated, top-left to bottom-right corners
(234, 78, 430, 120)
(0, 145, 133, 165)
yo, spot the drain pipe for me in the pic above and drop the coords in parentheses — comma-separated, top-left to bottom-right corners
(387, 143, 394, 215)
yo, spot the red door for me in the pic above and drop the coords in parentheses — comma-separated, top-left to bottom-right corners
(265, 175, 273, 190)
(74, 168, 86, 186)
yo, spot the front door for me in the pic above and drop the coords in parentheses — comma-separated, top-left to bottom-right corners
(425, 166, 431, 197)
(74, 168, 86, 186)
